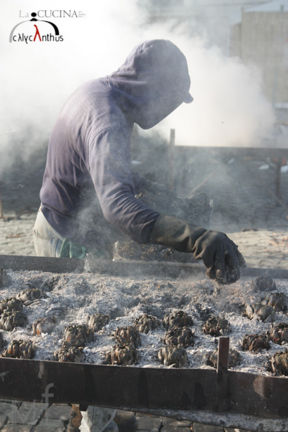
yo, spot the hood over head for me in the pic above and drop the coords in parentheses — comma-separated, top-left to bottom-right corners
(109, 39, 193, 129)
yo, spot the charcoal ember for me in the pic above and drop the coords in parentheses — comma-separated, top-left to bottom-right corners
(158, 346, 188, 367)
(64, 324, 94, 347)
(251, 276, 276, 292)
(2, 339, 34, 359)
(0, 297, 23, 314)
(268, 323, 288, 345)
(244, 304, 275, 322)
(114, 326, 141, 348)
(0, 310, 27, 331)
(47, 306, 66, 319)
(163, 310, 193, 329)
(202, 316, 231, 337)
(134, 314, 161, 334)
(264, 293, 288, 312)
(267, 351, 288, 376)
(105, 344, 138, 365)
(206, 349, 241, 368)
(17, 288, 44, 305)
(164, 326, 195, 348)
(32, 316, 57, 336)
(242, 334, 270, 353)
(88, 313, 109, 332)
(54, 342, 84, 363)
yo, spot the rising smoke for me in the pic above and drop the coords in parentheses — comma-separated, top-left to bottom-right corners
(0, 0, 275, 175)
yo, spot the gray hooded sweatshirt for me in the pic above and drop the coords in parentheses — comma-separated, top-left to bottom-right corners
(40, 39, 192, 244)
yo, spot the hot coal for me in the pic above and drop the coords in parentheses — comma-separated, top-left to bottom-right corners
(251, 276, 276, 292)
(64, 324, 94, 347)
(114, 326, 141, 348)
(267, 351, 288, 376)
(134, 314, 162, 333)
(88, 313, 110, 332)
(105, 344, 138, 365)
(244, 303, 275, 322)
(242, 334, 270, 353)
(164, 326, 195, 348)
(163, 310, 193, 329)
(202, 316, 231, 337)
(32, 316, 57, 336)
(268, 323, 288, 345)
(158, 346, 188, 367)
(54, 342, 84, 363)
(206, 349, 241, 368)
(2, 339, 34, 359)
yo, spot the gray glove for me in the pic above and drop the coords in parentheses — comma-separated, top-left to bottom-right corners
(150, 215, 245, 284)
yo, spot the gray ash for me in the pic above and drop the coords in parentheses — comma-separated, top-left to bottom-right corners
(40, 276, 60, 292)
(163, 310, 193, 329)
(158, 346, 188, 367)
(164, 326, 194, 348)
(202, 316, 230, 337)
(242, 334, 270, 353)
(134, 314, 162, 334)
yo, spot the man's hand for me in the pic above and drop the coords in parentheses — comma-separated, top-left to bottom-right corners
(192, 230, 246, 284)
(150, 216, 245, 285)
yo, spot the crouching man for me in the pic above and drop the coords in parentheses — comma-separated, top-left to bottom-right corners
(34, 39, 245, 432)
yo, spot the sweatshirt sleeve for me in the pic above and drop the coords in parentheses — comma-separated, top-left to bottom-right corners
(87, 126, 160, 243)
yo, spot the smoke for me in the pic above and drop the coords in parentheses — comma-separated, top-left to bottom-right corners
(0, 0, 275, 175)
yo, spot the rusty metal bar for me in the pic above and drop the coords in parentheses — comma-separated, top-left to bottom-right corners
(2, 255, 288, 280)
(217, 337, 230, 375)
(0, 358, 287, 419)
(0, 199, 3, 219)
(0, 255, 84, 273)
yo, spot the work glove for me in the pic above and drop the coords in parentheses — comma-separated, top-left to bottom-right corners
(150, 215, 245, 284)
